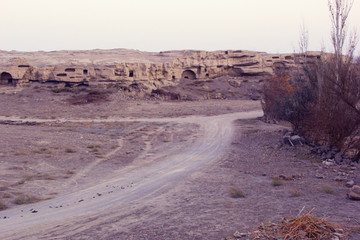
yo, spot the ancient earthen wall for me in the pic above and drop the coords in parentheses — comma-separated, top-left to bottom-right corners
(0, 50, 321, 90)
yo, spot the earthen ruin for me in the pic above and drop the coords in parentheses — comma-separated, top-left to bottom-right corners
(0, 49, 321, 90)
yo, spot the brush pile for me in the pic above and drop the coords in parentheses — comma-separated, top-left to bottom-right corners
(225, 209, 351, 240)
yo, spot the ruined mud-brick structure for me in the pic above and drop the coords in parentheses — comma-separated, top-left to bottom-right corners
(0, 49, 321, 90)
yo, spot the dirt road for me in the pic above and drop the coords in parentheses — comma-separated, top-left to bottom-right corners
(0, 110, 263, 239)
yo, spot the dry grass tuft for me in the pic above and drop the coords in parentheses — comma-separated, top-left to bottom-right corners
(319, 185, 336, 195)
(289, 189, 302, 197)
(272, 176, 284, 187)
(65, 148, 76, 153)
(66, 169, 75, 175)
(229, 187, 246, 198)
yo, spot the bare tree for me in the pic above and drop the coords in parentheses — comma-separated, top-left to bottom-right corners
(299, 23, 309, 62)
(328, 0, 355, 80)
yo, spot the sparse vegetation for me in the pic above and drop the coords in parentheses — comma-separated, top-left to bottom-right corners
(42, 174, 56, 180)
(320, 185, 336, 195)
(67, 89, 111, 105)
(261, 0, 360, 162)
(13, 194, 42, 205)
(33, 147, 52, 154)
(0, 200, 7, 210)
(15, 151, 27, 156)
(24, 174, 35, 181)
(0, 184, 9, 191)
(65, 148, 76, 153)
(16, 179, 26, 185)
(289, 189, 302, 197)
(272, 176, 284, 187)
(66, 169, 75, 175)
(87, 144, 101, 153)
(229, 187, 246, 198)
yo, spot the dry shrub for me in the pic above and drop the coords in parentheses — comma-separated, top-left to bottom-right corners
(229, 187, 246, 198)
(289, 189, 302, 197)
(319, 185, 336, 195)
(261, 75, 295, 120)
(272, 176, 284, 187)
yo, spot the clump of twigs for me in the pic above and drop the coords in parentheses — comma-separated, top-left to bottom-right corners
(280, 209, 341, 239)
(245, 209, 349, 240)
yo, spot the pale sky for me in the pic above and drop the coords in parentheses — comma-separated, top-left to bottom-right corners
(1, 0, 359, 53)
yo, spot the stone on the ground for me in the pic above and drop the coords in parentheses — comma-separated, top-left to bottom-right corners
(345, 180, 355, 188)
(233, 231, 247, 238)
(349, 185, 360, 201)
(290, 135, 302, 145)
(322, 159, 335, 166)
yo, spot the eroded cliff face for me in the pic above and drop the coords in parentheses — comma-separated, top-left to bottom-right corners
(0, 49, 321, 90)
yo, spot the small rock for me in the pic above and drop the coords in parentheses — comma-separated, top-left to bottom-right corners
(279, 174, 286, 179)
(349, 185, 360, 201)
(315, 174, 325, 179)
(290, 135, 302, 145)
(225, 236, 236, 240)
(283, 135, 292, 146)
(345, 180, 355, 188)
(335, 228, 344, 234)
(233, 231, 247, 238)
(334, 232, 344, 237)
(334, 176, 344, 181)
(322, 160, 335, 166)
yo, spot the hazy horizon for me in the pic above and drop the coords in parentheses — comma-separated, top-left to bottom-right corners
(1, 0, 359, 54)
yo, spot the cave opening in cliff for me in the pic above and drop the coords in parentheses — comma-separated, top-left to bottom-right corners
(273, 62, 287, 75)
(181, 70, 196, 80)
(83, 69, 88, 75)
(65, 68, 76, 72)
(1, 72, 13, 85)
(129, 71, 134, 77)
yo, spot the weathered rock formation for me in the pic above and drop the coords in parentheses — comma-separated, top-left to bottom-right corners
(0, 49, 321, 90)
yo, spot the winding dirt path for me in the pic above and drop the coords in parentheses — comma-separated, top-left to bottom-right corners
(0, 110, 263, 239)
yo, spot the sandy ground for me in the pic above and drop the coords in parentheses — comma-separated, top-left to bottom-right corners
(0, 86, 359, 240)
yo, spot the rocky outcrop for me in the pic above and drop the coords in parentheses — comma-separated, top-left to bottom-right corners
(0, 49, 321, 91)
